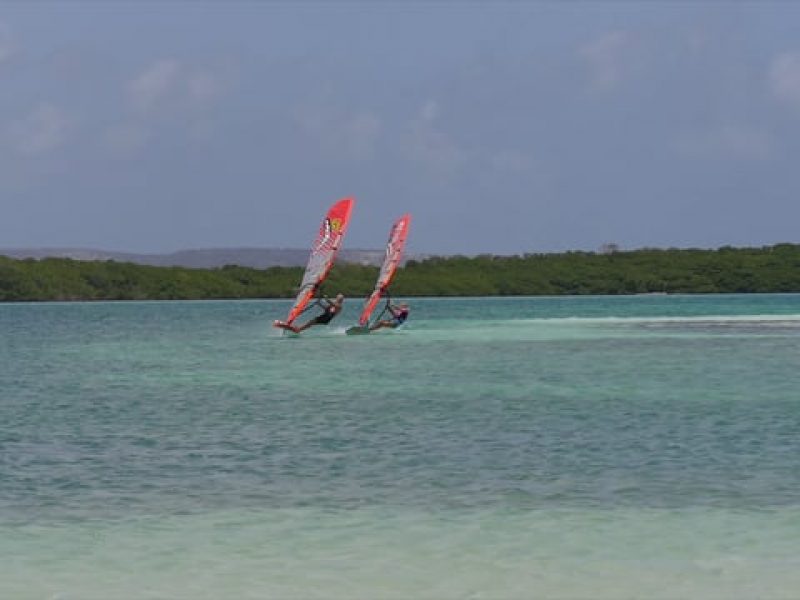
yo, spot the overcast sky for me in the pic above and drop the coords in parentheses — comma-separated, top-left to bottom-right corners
(1, 1, 800, 255)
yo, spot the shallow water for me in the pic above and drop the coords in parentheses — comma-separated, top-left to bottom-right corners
(2, 295, 799, 598)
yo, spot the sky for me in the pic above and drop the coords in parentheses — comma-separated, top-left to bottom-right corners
(1, 1, 800, 255)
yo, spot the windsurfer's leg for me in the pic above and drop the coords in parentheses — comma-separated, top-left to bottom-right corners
(294, 318, 318, 332)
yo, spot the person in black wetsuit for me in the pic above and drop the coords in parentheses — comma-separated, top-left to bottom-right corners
(278, 293, 344, 333)
(369, 302, 410, 331)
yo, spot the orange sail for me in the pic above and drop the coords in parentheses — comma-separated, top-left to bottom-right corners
(281, 197, 354, 326)
(357, 214, 411, 327)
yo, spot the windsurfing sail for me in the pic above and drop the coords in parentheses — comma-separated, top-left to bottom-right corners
(281, 197, 355, 325)
(357, 213, 411, 327)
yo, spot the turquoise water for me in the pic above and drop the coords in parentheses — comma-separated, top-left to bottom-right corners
(2, 295, 799, 599)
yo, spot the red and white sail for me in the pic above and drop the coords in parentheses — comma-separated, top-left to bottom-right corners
(357, 213, 411, 327)
(282, 197, 355, 325)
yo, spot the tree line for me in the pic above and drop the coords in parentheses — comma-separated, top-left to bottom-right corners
(2, 244, 800, 301)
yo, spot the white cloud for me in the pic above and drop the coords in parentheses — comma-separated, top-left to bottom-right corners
(490, 150, 537, 173)
(128, 60, 227, 114)
(294, 104, 382, 161)
(401, 101, 466, 178)
(119, 60, 226, 149)
(769, 52, 800, 110)
(674, 125, 771, 161)
(579, 31, 630, 91)
(128, 59, 182, 112)
(8, 103, 72, 156)
(0, 22, 14, 64)
(102, 122, 151, 155)
(420, 100, 439, 122)
(344, 113, 382, 160)
(187, 70, 221, 107)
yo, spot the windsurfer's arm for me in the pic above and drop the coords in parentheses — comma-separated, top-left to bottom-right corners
(310, 283, 327, 307)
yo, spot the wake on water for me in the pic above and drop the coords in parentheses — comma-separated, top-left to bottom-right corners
(270, 314, 800, 342)
(375, 314, 800, 343)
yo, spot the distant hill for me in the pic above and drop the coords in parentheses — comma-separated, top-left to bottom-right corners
(0, 247, 426, 269)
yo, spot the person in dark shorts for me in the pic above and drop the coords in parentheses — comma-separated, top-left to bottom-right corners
(277, 293, 345, 333)
(369, 302, 410, 331)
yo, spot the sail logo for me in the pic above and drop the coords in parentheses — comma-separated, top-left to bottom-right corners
(329, 218, 343, 233)
(316, 219, 334, 251)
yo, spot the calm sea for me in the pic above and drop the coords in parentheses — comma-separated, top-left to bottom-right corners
(1, 295, 799, 599)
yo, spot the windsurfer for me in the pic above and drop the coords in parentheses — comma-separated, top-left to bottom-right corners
(275, 293, 345, 333)
(369, 301, 410, 331)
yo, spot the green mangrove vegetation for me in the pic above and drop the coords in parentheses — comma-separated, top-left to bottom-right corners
(2, 244, 800, 301)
